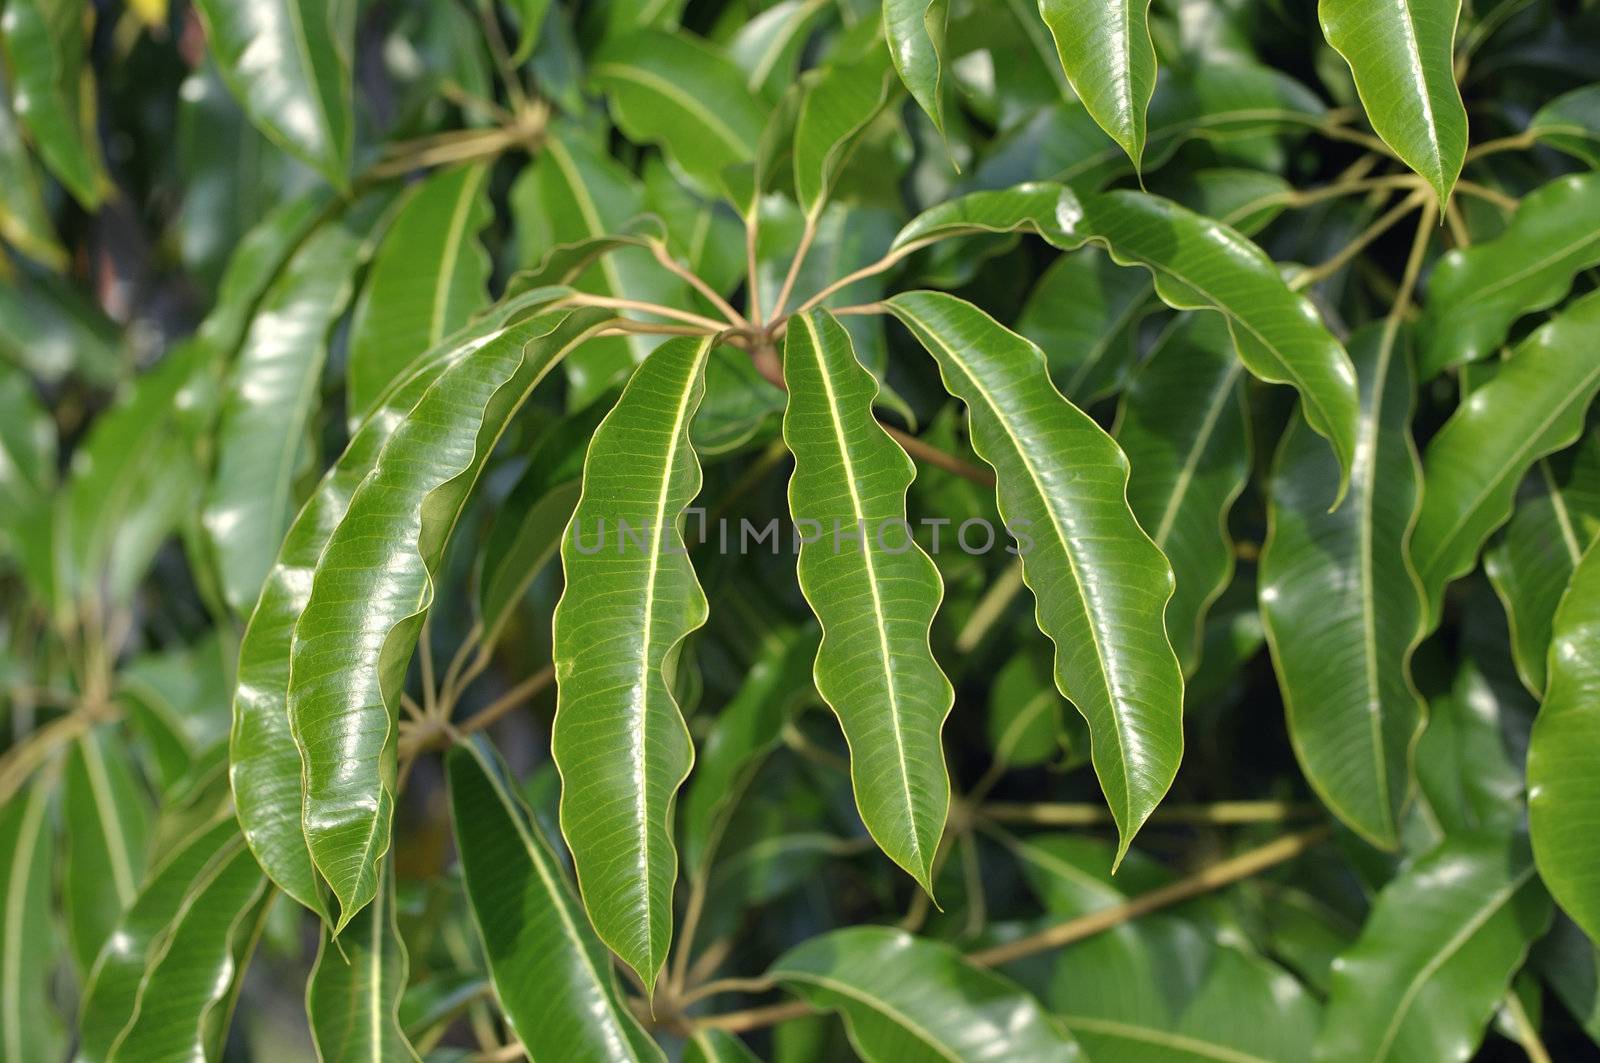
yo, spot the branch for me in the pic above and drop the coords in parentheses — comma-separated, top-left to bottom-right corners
(693, 827, 1330, 1033)
(983, 799, 1322, 826)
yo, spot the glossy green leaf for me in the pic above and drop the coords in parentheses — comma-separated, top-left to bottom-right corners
(0, 0, 108, 207)
(1317, 833, 1550, 1063)
(203, 210, 377, 615)
(64, 727, 152, 973)
(230, 290, 571, 920)
(1486, 437, 1600, 695)
(794, 53, 896, 218)
(512, 129, 686, 404)
(98, 840, 270, 1062)
(77, 816, 267, 1062)
(1530, 84, 1600, 167)
(1015, 247, 1151, 404)
(447, 739, 664, 1062)
(307, 859, 417, 1062)
(686, 1029, 761, 1063)
(1318, 0, 1467, 204)
(175, 62, 318, 291)
(783, 309, 954, 891)
(1414, 655, 1528, 839)
(551, 335, 713, 993)
(0, 66, 64, 268)
(770, 926, 1082, 1060)
(1116, 314, 1250, 674)
(978, 61, 1325, 192)
(1018, 845, 1320, 1063)
(1418, 173, 1600, 379)
(887, 291, 1182, 861)
(592, 29, 770, 194)
(1411, 291, 1600, 626)
(346, 163, 493, 425)
(727, 0, 830, 101)
(885, 0, 950, 137)
(1529, 538, 1600, 944)
(0, 780, 62, 1063)
(1038, 0, 1157, 168)
(893, 184, 1359, 491)
(194, 0, 355, 188)
(291, 308, 608, 928)
(1260, 323, 1427, 848)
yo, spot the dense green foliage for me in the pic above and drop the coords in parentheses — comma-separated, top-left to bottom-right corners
(3, 0, 1600, 1059)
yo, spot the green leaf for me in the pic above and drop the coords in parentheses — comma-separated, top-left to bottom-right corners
(1418, 173, 1600, 379)
(979, 62, 1325, 192)
(512, 128, 687, 405)
(884, 0, 950, 137)
(0, 67, 65, 268)
(0, 365, 56, 604)
(64, 727, 152, 973)
(592, 29, 770, 194)
(0, 0, 109, 207)
(727, 0, 830, 102)
(307, 859, 418, 1062)
(551, 335, 714, 993)
(1411, 291, 1600, 627)
(56, 340, 205, 623)
(175, 62, 318, 292)
(507, 0, 554, 63)
(1016, 247, 1151, 405)
(1116, 314, 1250, 675)
(1414, 655, 1527, 838)
(1530, 84, 1600, 167)
(203, 208, 379, 615)
(769, 926, 1083, 1060)
(1318, 0, 1467, 204)
(193, 0, 355, 188)
(1317, 833, 1550, 1063)
(290, 308, 608, 928)
(1013, 845, 1322, 1063)
(346, 163, 493, 425)
(782, 309, 954, 891)
(1038, 0, 1158, 168)
(0, 780, 62, 1063)
(77, 816, 269, 1063)
(477, 478, 581, 651)
(686, 1029, 761, 1063)
(887, 291, 1182, 861)
(681, 625, 817, 873)
(986, 648, 1078, 770)
(230, 290, 571, 920)
(1486, 438, 1600, 695)
(893, 184, 1360, 493)
(1259, 323, 1427, 849)
(794, 52, 897, 218)
(1528, 538, 1600, 945)
(447, 739, 664, 1062)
